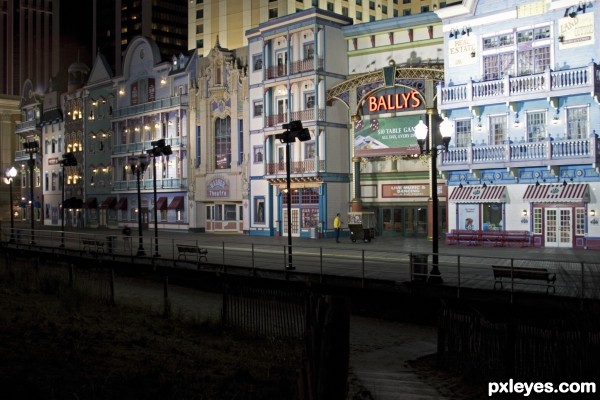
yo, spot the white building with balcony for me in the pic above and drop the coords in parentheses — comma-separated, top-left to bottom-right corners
(246, 9, 353, 238)
(110, 37, 194, 231)
(15, 79, 43, 223)
(437, 0, 600, 248)
(40, 88, 64, 227)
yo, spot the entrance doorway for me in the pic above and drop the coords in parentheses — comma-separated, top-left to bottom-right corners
(545, 208, 572, 248)
(99, 209, 107, 227)
(380, 207, 427, 237)
(282, 208, 300, 237)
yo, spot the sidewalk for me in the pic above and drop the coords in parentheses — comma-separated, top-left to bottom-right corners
(9, 221, 597, 262)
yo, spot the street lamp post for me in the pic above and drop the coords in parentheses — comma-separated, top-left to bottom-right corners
(23, 141, 39, 244)
(4, 167, 17, 243)
(414, 115, 453, 284)
(275, 120, 311, 270)
(130, 156, 149, 256)
(146, 139, 172, 257)
(59, 152, 77, 247)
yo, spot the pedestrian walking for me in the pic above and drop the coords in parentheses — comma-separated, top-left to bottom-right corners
(122, 225, 132, 250)
(333, 213, 342, 243)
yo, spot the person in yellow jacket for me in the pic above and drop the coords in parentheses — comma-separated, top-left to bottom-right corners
(333, 213, 342, 243)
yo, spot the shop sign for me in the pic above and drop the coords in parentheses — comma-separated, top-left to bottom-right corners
(382, 184, 446, 198)
(207, 177, 229, 197)
(559, 13, 594, 49)
(448, 36, 477, 68)
(48, 157, 59, 165)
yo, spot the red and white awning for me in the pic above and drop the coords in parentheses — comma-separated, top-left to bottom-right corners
(449, 185, 507, 203)
(523, 183, 589, 203)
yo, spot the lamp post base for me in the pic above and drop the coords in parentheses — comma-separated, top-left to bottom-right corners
(428, 267, 443, 284)
(137, 246, 146, 256)
(285, 265, 295, 271)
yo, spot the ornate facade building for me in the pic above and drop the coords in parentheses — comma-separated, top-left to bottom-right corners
(189, 38, 249, 233)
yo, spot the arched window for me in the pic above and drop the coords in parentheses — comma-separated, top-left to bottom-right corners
(215, 117, 231, 169)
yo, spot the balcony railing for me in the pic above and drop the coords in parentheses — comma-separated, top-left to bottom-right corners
(112, 137, 187, 155)
(112, 95, 189, 119)
(15, 150, 39, 162)
(265, 57, 323, 79)
(15, 120, 38, 133)
(439, 136, 600, 170)
(290, 57, 323, 74)
(112, 177, 188, 191)
(439, 63, 600, 107)
(265, 109, 324, 127)
(265, 159, 325, 177)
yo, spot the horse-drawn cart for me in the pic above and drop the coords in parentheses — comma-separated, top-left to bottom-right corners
(347, 211, 375, 243)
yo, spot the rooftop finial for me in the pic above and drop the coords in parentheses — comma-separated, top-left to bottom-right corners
(215, 35, 220, 48)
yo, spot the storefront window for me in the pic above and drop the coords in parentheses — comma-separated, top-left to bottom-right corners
(482, 203, 503, 230)
(533, 208, 542, 234)
(576, 208, 585, 235)
(214, 204, 222, 220)
(301, 208, 319, 228)
(254, 197, 265, 223)
(224, 204, 236, 220)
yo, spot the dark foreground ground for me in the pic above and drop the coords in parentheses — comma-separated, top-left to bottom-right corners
(0, 280, 302, 400)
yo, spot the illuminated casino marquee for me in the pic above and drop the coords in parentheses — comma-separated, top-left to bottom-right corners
(366, 90, 421, 112)
(355, 87, 424, 157)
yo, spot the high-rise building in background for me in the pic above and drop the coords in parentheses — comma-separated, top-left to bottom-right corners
(0, 0, 60, 96)
(188, 0, 461, 56)
(0, 0, 93, 96)
(94, 0, 188, 76)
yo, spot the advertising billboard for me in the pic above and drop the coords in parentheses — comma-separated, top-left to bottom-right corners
(354, 114, 421, 157)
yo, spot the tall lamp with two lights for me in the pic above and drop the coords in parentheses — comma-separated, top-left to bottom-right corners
(275, 120, 311, 271)
(414, 115, 453, 284)
(3, 167, 17, 243)
(146, 139, 172, 257)
(59, 152, 77, 247)
(23, 141, 39, 244)
(130, 156, 149, 256)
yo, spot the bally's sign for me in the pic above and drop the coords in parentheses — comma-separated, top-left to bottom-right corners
(366, 90, 422, 113)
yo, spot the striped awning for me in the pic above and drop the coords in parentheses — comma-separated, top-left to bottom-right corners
(449, 185, 507, 203)
(168, 196, 185, 210)
(523, 183, 589, 203)
(115, 197, 128, 210)
(155, 197, 168, 211)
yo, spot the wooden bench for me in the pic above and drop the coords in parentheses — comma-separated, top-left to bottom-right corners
(81, 238, 105, 253)
(446, 230, 531, 247)
(492, 265, 556, 294)
(176, 244, 208, 265)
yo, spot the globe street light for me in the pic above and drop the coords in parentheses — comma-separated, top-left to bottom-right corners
(146, 139, 172, 257)
(130, 156, 149, 256)
(4, 166, 17, 243)
(275, 120, 311, 270)
(59, 152, 77, 247)
(414, 115, 453, 284)
(23, 141, 39, 244)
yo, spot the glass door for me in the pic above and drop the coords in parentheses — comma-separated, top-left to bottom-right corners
(380, 207, 423, 237)
(282, 208, 300, 237)
(545, 208, 572, 248)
